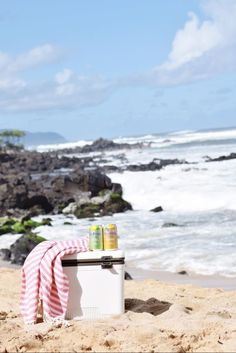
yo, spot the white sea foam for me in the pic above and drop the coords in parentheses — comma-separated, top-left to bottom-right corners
(0, 233, 22, 250)
(35, 139, 93, 152)
(31, 210, 236, 277)
(108, 159, 236, 212)
(114, 128, 236, 149)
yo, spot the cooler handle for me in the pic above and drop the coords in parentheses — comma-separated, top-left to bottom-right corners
(101, 256, 113, 269)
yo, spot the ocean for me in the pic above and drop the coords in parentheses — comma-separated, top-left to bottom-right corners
(1, 127, 236, 277)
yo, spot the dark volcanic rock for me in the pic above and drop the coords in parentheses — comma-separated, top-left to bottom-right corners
(56, 138, 144, 154)
(150, 206, 163, 213)
(73, 192, 133, 219)
(0, 150, 132, 217)
(70, 169, 113, 196)
(111, 183, 123, 195)
(74, 203, 100, 219)
(102, 193, 132, 215)
(22, 195, 53, 213)
(99, 165, 121, 173)
(0, 248, 11, 261)
(7, 233, 46, 265)
(126, 158, 187, 172)
(205, 152, 236, 162)
(99, 157, 188, 174)
(162, 222, 179, 227)
(178, 270, 188, 275)
(0, 153, 16, 163)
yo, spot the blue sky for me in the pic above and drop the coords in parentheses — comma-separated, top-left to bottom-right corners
(0, 0, 236, 140)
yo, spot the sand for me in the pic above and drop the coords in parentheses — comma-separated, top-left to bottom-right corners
(127, 267, 236, 291)
(0, 268, 236, 352)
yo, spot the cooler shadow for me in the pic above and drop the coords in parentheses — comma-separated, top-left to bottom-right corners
(125, 297, 172, 316)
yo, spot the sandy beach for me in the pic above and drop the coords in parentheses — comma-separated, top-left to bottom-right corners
(0, 267, 236, 352)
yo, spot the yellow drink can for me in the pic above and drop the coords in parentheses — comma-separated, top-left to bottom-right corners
(103, 224, 118, 250)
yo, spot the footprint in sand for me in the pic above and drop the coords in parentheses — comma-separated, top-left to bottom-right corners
(0, 311, 8, 320)
(125, 297, 172, 316)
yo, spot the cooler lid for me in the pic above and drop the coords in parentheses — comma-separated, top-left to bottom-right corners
(62, 250, 125, 269)
(62, 249, 125, 261)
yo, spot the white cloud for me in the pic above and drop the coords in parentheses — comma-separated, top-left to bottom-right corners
(0, 40, 116, 112)
(6, 44, 61, 73)
(161, 11, 222, 70)
(0, 54, 115, 112)
(0, 77, 26, 91)
(56, 83, 75, 97)
(152, 0, 236, 85)
(55, 68, 74, 84)
(0, 52, 9, 69)
(0, 44, 62, 97)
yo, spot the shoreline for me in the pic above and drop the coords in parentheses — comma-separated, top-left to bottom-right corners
(127, 267, 236, 291)
(0, 258, 20, 269)
(1, 257, 235, 291)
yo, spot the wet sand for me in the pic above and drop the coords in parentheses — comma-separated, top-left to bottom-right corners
(127, 267, 236, 291)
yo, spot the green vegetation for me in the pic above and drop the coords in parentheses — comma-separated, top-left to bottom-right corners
(74, 193, 132, 219)
(0, 129, 26, 151)
(74, 203, 100, 219)
(110, 192, 122, 200)
(102, 194, 132, 215)
(25, 233, 46, 243)
(0, 217, 52, 235)
(98, 189, 108, 197)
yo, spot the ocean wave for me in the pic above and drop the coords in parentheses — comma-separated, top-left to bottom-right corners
(31, 127, 236, 152)
(35, 139, 93, 152)
(108, 158, 236, 212)
(112, 128, 236, 150)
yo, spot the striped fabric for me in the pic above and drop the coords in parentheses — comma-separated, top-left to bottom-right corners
(20, 238, 88, 324)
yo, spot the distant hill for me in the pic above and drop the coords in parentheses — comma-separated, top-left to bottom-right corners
(23, 131, 67, 146)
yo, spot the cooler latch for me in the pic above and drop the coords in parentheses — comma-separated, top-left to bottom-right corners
(101, 256, 113, 269)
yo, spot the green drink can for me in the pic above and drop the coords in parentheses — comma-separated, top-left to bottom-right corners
(89, 225, 104, 250)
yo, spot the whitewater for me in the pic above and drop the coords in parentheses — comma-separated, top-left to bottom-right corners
(1, 127, 236, 277)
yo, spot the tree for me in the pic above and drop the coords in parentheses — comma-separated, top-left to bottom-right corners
(0, 129, 26, 150)
(12, 129, 26, 145)
(0, 130, 12, 144)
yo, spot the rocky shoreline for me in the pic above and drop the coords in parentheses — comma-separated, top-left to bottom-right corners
(0, 137, 192, 218)
(0, 149, 132, 219)
(0, 138, 150, 265)
(1, 138, 236, 266)
(1, 138, 235, 219)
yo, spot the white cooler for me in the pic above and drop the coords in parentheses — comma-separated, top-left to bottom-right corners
(61, 250, 125, 320)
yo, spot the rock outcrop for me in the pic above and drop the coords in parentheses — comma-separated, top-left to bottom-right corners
(0, 233, 46, 265)
(99, 158, 188, 174)
(63, 191, 132, 219)
(150, 206, 163, 213)
(0, 150, 132, 218)
(56, 137, 144, 154)
(205, 152, 236, 162)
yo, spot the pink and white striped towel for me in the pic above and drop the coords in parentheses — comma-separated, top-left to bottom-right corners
(20, 238, 88, 324)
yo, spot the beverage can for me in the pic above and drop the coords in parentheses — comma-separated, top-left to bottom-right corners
(89, 225, 103, 250)
(103, 224, 118, 250)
